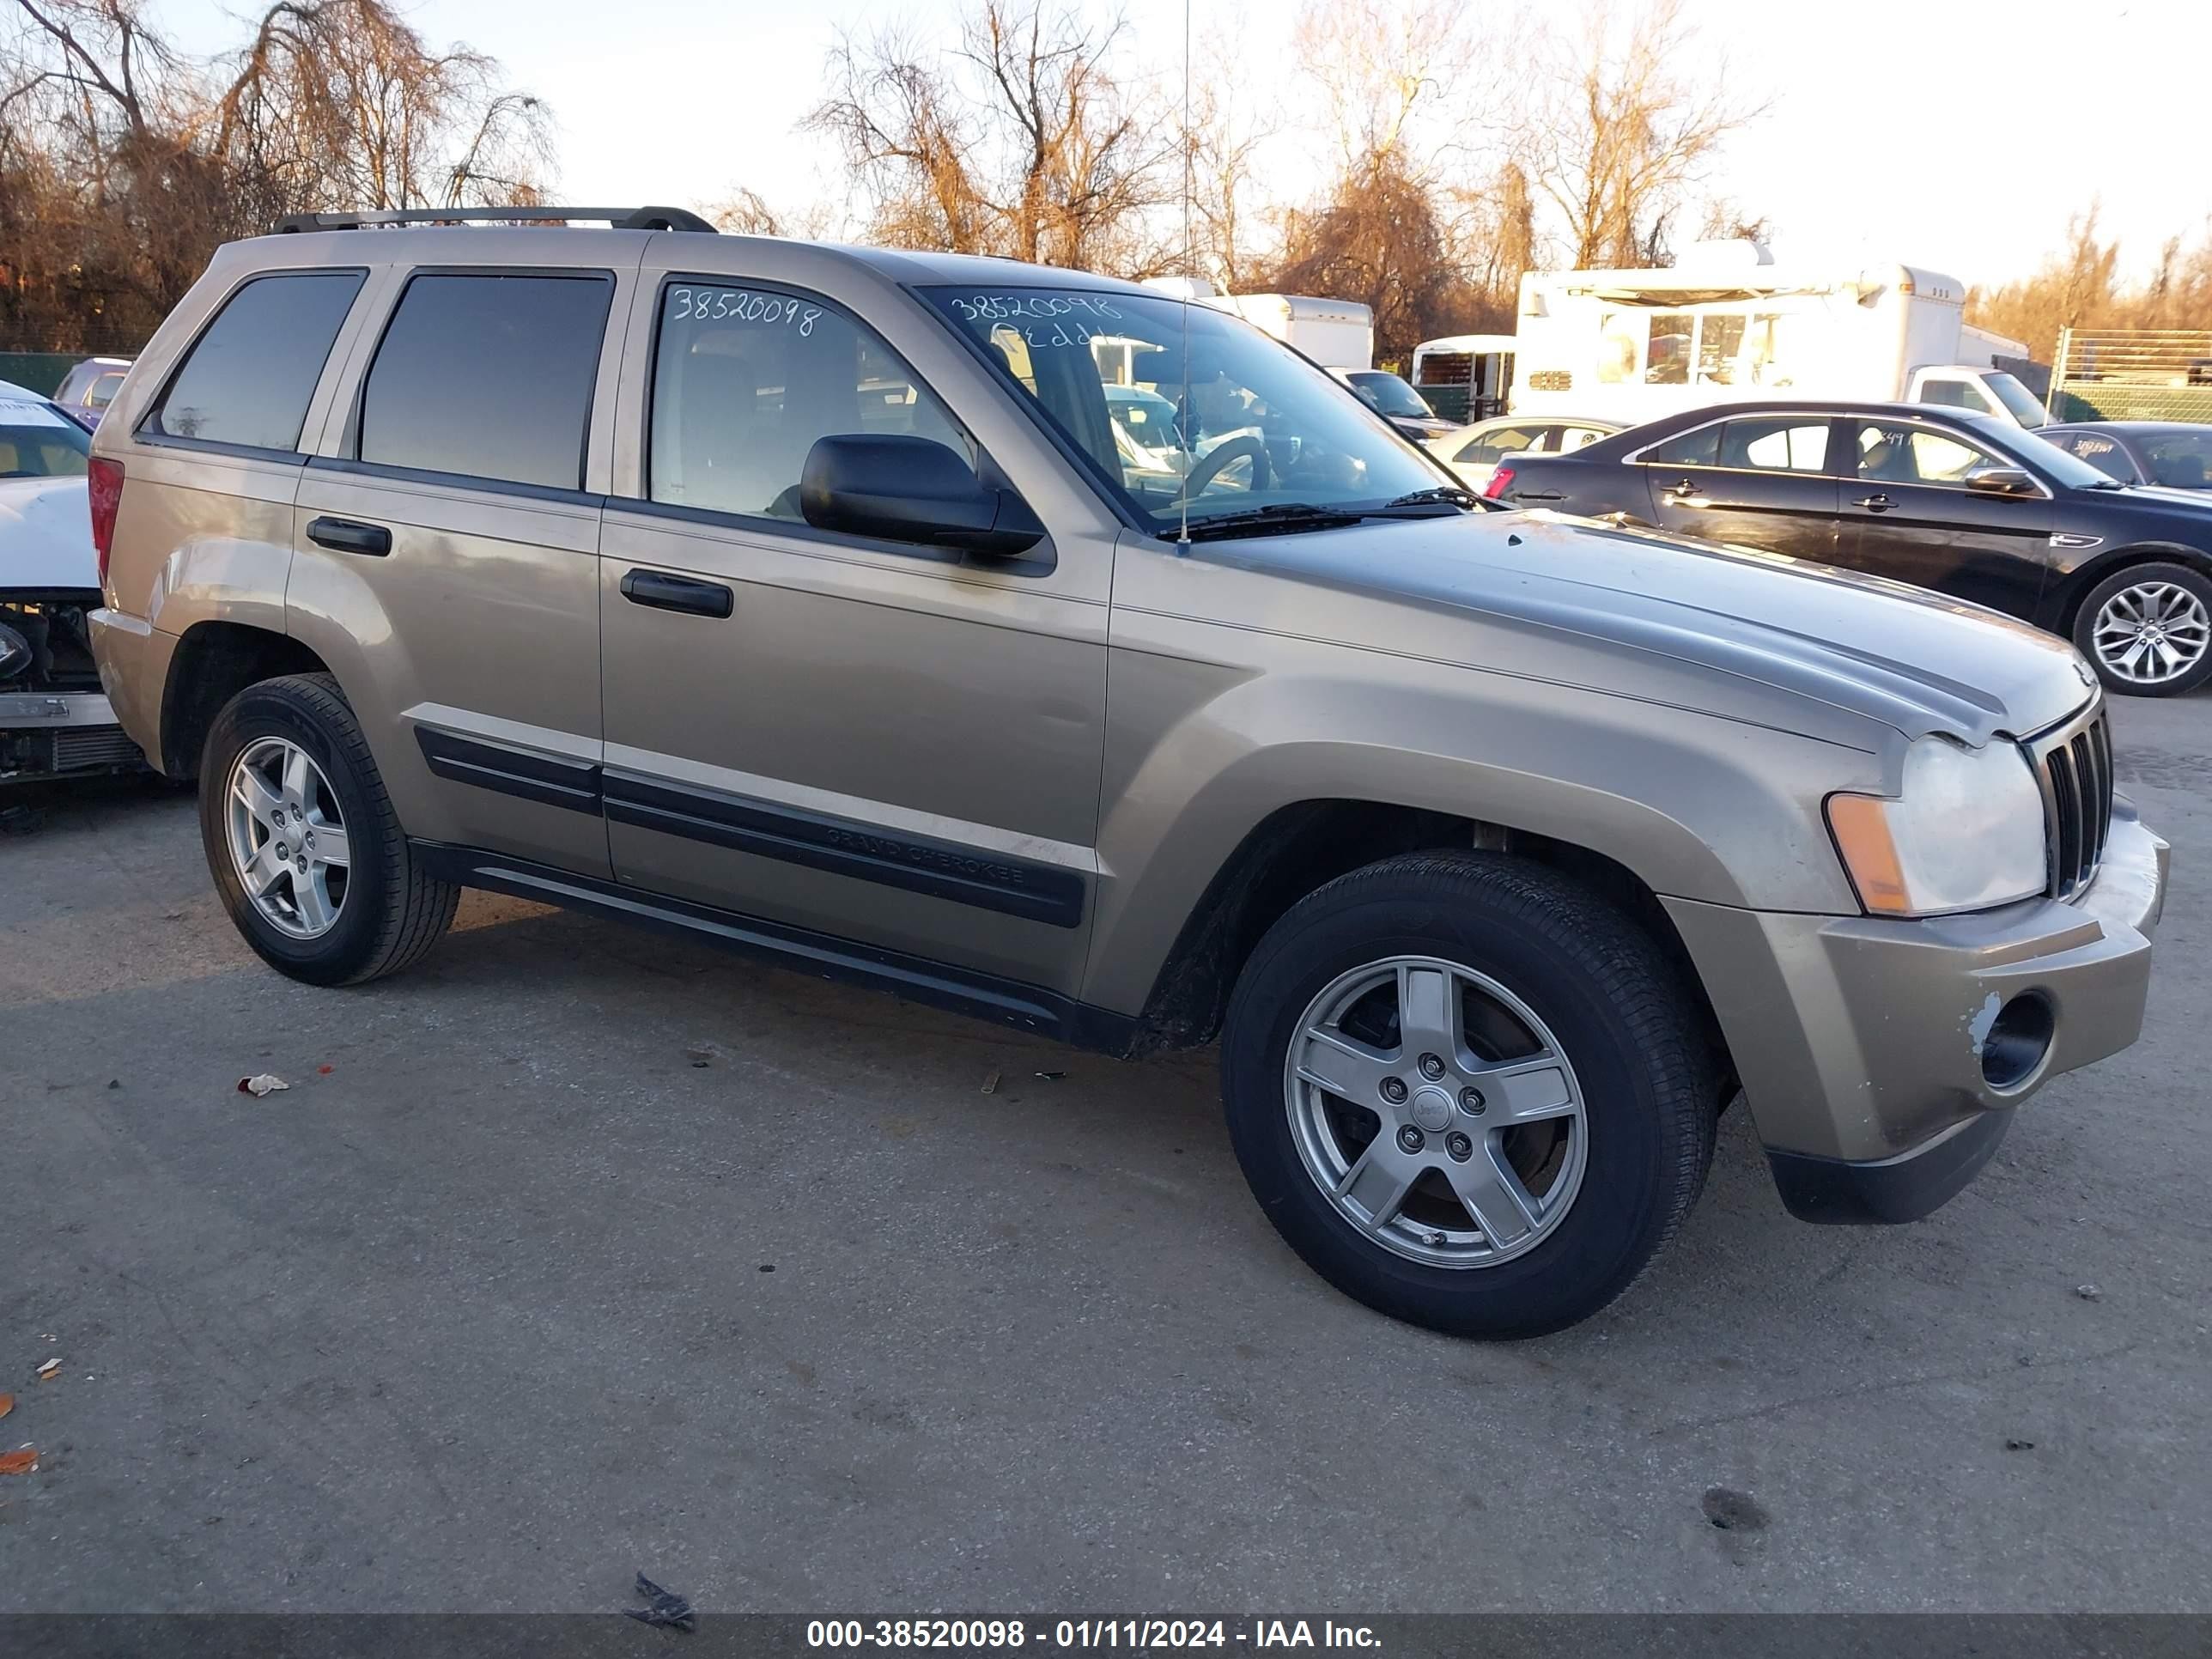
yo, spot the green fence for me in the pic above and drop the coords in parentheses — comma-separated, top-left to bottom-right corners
(0, 352, 86, 397)
(2051, 385, 2212, 425)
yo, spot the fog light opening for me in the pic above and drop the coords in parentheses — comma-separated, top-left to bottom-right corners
(1980, 993, 2055, 1092)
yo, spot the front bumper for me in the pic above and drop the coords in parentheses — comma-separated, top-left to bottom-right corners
(1665, 798, 2167, 1223)
(0, 687, 144, 780)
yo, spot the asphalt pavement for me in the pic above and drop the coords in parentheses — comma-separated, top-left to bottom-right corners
(2, 695, 2209, 1613)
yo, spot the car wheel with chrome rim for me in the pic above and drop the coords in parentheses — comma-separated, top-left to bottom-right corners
(1222, 850, 1716, 1339)
(2073, 562, 2212, 697)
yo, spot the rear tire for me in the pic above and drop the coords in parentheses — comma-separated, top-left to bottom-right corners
(2070, 561, 2212, 696)
(1221, 851, 1714, 1339)
(199, 674, 457, 986)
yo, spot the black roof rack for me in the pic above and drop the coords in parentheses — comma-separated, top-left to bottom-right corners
(273, 205, 716, 234)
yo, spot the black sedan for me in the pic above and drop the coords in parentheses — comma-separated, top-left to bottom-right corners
(2040, 422, 2212, 491)
(1490, 400, 2212, 696)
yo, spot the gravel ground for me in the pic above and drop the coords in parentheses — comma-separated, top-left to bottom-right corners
(1, 692, 2208, 1613)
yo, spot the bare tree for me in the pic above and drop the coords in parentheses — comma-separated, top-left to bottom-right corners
(1517, 0, 1759, 269)
(0, 0, 552, 345)
(806, 0, 1170, 275)
(1182, 74, 1273, 291)
(1293, 0, 1482, 176)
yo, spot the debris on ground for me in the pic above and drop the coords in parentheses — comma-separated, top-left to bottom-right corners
(684, 1043, 720, 1068)
(0, 1393, 12, 1420)
(625, 1571, 696, 1631)
(0, 804, 42, 836)
(34, 1359, 60, 1381)
(2075, 1283, 2102, 1301)
(236, 1074, 289, 1097)
(1699, 1486, 1770, 1532)
(1034, 1070, 1067, 1081)
(981, 1071, 1000, 1095)
(0, 1449, 37, 1475)
(317, 1065, 334, 1076)
(2004, 1438, 2035, 1451)
(106, 1079, 120, 1090)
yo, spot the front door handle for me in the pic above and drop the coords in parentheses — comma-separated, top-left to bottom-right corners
(621, 568, 734, 619)
(306, 516, 392, 556)
(1853, 493, 1895, 513)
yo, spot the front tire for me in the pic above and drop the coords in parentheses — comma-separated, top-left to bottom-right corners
(2071, 561, 2212, 696)
(1221, 851, 1715, 1339)
(199, 674, 458, 986)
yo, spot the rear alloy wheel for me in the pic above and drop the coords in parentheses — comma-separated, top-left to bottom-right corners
(2073, 562, 2212, 696)
(199, 674, 458, 985)
(1222, 851, 1716, 1339)
(224, 735, 350, 939)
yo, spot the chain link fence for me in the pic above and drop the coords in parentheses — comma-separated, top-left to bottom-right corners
(2051, 327, 2212, 424)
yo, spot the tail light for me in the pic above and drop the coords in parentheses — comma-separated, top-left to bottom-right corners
(88, 456, 125, 586)
(1482, 464, 1515, 501)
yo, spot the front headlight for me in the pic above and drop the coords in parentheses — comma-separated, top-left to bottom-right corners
(1826, 737, 2047, 916)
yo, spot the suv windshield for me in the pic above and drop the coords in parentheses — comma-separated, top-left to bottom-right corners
(0, 398, 90, 477)
(1345, 371, 1434, 418)
(921, 287, 1445, 533)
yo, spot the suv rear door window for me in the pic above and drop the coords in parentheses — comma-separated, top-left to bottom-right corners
(649, 280, 974, 521)
(144, 271, 364, 453)
(359, 273, 613, 490)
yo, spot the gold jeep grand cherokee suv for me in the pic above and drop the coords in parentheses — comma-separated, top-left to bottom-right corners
(88, 207, 2167, 1337)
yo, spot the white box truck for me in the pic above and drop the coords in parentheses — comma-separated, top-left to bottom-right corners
(1142, 278, 1376, 372)
(1510, 244, 2051, 428)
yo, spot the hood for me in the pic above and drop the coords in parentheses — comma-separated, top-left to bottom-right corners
(1220, 508, 2094, 749)
(0, 475, 96, 591)
(2113, 483, 2212, 512)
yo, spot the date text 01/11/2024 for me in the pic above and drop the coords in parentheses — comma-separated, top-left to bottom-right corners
(804, 1620, 1383, 1650)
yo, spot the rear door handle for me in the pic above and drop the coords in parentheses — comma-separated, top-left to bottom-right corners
(621, 568, 734, 619)
(306, 516, 392, 556)
(1853, 493, 1895, 513)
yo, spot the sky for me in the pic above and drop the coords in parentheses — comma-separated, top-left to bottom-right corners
(160, 0, 2212, 289)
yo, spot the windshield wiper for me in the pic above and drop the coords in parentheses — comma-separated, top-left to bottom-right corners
(1376, 485, 1485, 514)
(1169, 502, 1367, 541)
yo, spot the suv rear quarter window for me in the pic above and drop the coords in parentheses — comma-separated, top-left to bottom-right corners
(358, 272, 614, 490)
(143, 271, 365, 453)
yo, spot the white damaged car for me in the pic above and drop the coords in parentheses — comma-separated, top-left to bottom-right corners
(0, 380, 144, 782)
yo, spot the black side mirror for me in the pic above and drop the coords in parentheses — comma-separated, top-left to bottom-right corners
(800, 434, 1044, 557)
(1964, 464, 2041, 499)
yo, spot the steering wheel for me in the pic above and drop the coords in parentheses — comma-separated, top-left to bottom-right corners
(1176, 433, 1273, 501)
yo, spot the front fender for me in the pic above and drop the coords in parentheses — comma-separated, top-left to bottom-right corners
(1079, 623, 1873, 1016)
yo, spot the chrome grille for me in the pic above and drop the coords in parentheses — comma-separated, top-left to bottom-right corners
(2029, 704, 2114, 900)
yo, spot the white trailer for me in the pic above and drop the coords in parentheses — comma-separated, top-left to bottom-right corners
(1142, 279, 1376, 372)
(1510, 246, 2051, 428)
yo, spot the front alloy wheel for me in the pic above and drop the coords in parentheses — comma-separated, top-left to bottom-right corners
(1222, 850, 1716, 1339)
(1285, 955, 1589, 1267)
